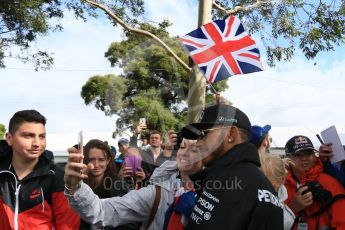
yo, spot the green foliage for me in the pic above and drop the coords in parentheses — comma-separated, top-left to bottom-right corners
(0, 123, 6, 139)
(214, 0, 345, 66)
(81, 0, 345, 134)
(83, 21, 228, 134)
(115, 89, 181, 135)
(81, 74, 126, 116)
(0, 0, 145, 69)
(0, 0, 63, 69)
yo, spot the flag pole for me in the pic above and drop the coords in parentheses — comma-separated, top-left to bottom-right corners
(209, 83, 217, 94)
(209, 84, 221, 104)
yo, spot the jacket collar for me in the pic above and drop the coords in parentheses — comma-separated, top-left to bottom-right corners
(0, 141, 53, 180)
(207, 142, 260, 171)
(0, 140, 13, 171)
(300, 157, 324, 182)
(190, 142, 260, 189)
(286, 157, 324, 185)
(0, 139, 11, 155)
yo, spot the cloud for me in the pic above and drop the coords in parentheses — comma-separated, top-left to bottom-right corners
(145, 0, 198, 36)
(224, 54, 345, 130)
(0, 12, 121, 133)
(1, 1, 344, 146)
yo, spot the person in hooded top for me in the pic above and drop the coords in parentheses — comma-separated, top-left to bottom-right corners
(181, 104, 284, 230)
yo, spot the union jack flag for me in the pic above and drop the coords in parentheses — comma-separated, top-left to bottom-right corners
(180, 16, 263, 83)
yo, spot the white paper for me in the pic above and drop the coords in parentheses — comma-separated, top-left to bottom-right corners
(320, 126, 345, 163)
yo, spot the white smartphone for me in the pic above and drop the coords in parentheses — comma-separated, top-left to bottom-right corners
(78, 131, 84, 157)
(139, 118, 146, 126)
(78, 131, 84, 173)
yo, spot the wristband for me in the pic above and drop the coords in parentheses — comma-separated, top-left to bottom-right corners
(65, 183, 81, 192)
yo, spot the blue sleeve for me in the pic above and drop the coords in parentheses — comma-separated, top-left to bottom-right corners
(339, 162, 345, 187)
(323, 160, 339, 178)
(323, 160, 345, 187)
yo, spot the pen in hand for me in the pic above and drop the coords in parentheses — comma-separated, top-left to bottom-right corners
(316, 134, 324, 145)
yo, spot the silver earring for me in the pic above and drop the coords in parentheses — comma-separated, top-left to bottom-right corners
(228, 138, 232, 142)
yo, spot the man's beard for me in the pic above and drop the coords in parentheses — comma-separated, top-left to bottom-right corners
(202, 139, 225, 167)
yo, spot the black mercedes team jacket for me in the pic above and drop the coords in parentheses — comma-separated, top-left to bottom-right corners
(0, 140, 80, 229)
(186, 142, 284, 230)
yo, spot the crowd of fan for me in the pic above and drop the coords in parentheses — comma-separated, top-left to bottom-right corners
(0, 106, 344, 229)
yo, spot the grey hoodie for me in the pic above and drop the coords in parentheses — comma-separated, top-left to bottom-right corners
(66, 161, 182, 230)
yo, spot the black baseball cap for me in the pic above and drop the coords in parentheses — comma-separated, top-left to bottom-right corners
(181, 104, 251, 139)
(285, 135, 317, 155)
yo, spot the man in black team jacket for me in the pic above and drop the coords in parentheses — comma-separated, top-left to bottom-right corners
(181, 104, 284, 230)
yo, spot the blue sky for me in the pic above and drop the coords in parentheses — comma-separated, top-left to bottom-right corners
(1, 0, 344, 146)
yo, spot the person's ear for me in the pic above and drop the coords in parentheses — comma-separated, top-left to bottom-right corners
(227, 126, 237, 143)
(263, 137, 269, 147)
(5, 132, 13, 146)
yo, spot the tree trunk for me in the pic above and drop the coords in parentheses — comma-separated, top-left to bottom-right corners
(187, 0, 212, 123)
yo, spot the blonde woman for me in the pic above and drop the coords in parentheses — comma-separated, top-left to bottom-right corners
(260, 154, 295, 230)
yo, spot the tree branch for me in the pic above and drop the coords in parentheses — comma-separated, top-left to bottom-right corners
(83, 0, 191, 72)
(0, 28, 19, 35)
(213, 0, 269, 14)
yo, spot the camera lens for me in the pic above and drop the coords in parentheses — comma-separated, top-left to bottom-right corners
(303, 181, 332, 203)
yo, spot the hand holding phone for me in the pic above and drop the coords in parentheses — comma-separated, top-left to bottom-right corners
(78, 131, 84, 163)
(124, 156, 142, 176)
(76, 131, 85, 175)
(136, 118, 147, 135)
(139, 118, 146, 126)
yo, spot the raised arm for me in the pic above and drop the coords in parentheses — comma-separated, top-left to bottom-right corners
(64, 147, 155, 227)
